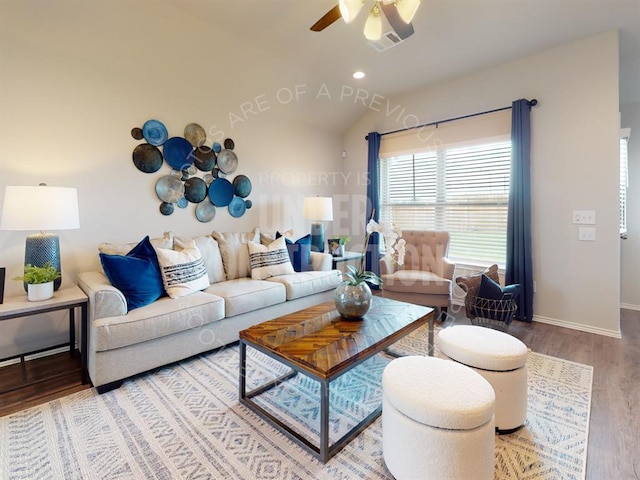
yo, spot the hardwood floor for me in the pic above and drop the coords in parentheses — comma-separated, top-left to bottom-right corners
(1, 310, 639, 479)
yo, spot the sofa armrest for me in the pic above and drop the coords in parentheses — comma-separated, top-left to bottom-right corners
(77, 271, 127, 320)
(311, 252, 332, 271)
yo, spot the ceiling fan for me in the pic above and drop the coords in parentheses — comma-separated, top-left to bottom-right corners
(310, 0, 419, 43)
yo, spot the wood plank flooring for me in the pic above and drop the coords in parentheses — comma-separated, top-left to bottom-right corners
(1, 310, 639, 479)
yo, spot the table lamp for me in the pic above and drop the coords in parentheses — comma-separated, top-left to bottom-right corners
(1, 184, 80, 291)
(303, 196, 333, 253)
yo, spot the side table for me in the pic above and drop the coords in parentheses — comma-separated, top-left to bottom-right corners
(0, 285, 89, 391)
(331, 251, 364, 270)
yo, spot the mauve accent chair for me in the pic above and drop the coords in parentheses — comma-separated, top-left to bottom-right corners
(380, 230, 454, 316)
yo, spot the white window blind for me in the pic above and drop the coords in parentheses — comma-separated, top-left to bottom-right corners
(380, 140, 511, 265)
(620, 130, 630, 237)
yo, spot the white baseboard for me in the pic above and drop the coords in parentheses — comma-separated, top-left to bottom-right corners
(620, 302, 640, 312)
(533, 315, 622, 338)
(0, 346, 70, 369)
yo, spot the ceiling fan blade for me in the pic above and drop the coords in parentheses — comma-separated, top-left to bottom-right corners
(310, 4, 341, 32)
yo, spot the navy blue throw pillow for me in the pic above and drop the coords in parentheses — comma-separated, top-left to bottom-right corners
(276, 232, 312, 272)
(100, 236, 165, 311)
(477, 274, 506, 300)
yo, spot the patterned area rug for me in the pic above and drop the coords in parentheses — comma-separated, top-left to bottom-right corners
(0, 325, 593, 479)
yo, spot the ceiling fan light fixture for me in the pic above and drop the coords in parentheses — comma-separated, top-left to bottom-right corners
(339, 0, 364, 23)
(396, 0, 420, 24)
(364, 2, 383, 41)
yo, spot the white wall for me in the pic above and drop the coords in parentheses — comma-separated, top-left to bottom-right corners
(621, 101, 640, 309)
(0, 3, 345, 357)
(343, 31, 621, 337)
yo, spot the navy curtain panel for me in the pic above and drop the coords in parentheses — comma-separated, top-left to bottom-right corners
(506, 99, 534, 322)
(365, 132, 381, 284)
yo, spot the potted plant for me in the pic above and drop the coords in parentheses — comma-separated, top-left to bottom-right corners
(13, 262, 61, 301)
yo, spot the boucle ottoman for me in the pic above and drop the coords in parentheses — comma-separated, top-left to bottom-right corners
(382, 356, 495, 480)
(437, 325, 529, 433)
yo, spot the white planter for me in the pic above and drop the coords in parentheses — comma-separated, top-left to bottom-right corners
(27, 282, 54, 302)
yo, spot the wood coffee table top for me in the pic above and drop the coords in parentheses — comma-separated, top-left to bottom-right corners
(240, 296, 433, 380)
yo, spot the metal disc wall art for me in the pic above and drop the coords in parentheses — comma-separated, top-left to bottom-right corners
(217, 149, 238, 174)
(195, 200, 216, 222)
(163, 137, 194, 170)
(131, 120, 251, 221)
(233, 175, 252, 198)
(155, 175, 185, 203)
(132, 143, 163, 173)
(184, 123, 207, 147)
(208, 178, 234, 206)
(184, 177, 207, 203)
(194, 145, 216, 171)
(142, 119, 168, 146)
(228, 196, 246, 218)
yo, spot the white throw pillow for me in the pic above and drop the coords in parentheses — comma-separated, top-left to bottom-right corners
(212, 227, 260, 280)
(155, 239, 209, 298)
(174, 234, 225, 284)
(248, 236, 294, 280)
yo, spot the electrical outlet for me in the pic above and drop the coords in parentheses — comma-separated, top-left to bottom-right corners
(578, 226, 597, 241)
(573, 210, 596, 224)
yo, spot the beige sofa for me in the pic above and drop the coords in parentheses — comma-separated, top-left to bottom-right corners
(78, 228, 341, 392)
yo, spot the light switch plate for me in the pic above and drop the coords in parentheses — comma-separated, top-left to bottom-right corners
(573, 210, 596, 224)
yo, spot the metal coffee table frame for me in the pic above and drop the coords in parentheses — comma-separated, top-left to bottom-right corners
(239, 300, 433, 463)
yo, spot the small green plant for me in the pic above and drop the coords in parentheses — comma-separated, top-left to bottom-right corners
(13, 262, 61, 284)
(339, 235, 351, 245)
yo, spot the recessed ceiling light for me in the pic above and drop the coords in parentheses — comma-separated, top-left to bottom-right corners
(353, 71, 366, 79)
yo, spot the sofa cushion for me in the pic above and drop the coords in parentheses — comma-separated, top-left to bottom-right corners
(99, 236, 165, 311)
(248, 236, 294, 280)
(212, 227, 260, 280)
(98, 231, 173, 255)
(260, 229, 294, 245)
(267, 270, 342, 300)
(382, 270, 451, 295)
(155, 240, 210, 298)
(277, 232, 313, 272)
(93, 291, 225, 351)
(175, 234, 225, 283)
(205, 278, 286, 317)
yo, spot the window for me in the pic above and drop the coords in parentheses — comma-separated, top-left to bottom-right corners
(380, 140, 511, 265)
(620, 129, 630, 237)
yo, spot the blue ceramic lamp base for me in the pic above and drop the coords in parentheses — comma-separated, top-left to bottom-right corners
(310, 223, 325, 253)
(24, 232, 62, 292)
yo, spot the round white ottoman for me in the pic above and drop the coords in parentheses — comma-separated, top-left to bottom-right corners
(382, 356, 495, 480)
(437, 325, 529, 433)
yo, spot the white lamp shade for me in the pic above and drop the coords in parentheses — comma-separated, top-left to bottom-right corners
(303, 196, 334, 222)
(339, 0, 364, 23)
(364, 4, 383, 40)
(396, 0, 420, 23)
(1, 186, 80, 231)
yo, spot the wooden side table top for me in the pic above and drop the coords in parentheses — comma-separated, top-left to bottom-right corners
(240, 296, 433, 380)
(0, 285, 88, 320)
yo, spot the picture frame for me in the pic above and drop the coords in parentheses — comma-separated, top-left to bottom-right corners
(0, 267, 5, 304)
(327, 238, 343, 257)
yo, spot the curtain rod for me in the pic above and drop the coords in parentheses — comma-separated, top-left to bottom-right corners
(368, 98, 538, 139)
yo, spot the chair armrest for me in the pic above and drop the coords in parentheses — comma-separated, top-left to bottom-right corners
(379, 256, 395, 275)
(311, 252, 332, 271)
(77, 271, 127, 320)
(442, 258, 455, 281)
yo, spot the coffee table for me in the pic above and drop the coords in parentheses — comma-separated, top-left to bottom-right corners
(239, 296, 433, 463)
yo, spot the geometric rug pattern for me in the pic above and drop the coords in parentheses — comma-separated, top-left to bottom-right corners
(0, 325, 593, 479)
